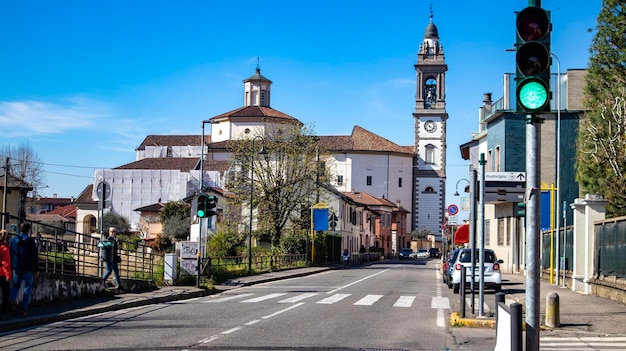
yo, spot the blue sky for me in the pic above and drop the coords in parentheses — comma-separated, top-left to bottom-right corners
(0, 0, 600, 218)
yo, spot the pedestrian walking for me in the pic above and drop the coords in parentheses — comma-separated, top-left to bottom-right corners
(0, 229, 11, 319)
(9, 222, 39, 316)
(101, 227, 124, 290)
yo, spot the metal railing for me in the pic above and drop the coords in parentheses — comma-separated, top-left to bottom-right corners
(1, 212, 160, 282)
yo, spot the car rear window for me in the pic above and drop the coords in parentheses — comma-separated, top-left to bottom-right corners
(458, 250, 497, 263)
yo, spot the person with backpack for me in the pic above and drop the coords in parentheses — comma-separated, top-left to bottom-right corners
(101, 227, 124, 290)
(9, 222, 39, 316)
(0, 229, 11, 319)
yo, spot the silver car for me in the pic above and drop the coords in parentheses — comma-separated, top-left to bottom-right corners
(450, 248, 503, 294)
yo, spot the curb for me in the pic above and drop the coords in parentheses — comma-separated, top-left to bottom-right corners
(0, 289, 207, 334)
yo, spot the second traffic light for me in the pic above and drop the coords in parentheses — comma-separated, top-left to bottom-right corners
(515, 6, 551, 113)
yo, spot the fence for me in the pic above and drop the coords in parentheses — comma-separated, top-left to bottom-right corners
(596, 220, 626, 278)
(541, 226, 574, 272)
(2, 213, 160, 282)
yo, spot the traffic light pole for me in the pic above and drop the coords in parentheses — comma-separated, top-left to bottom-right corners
(525, 114, 541, 351)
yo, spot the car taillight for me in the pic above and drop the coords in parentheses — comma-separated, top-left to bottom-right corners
(493, 262, 500, 271)
(455, 263, 462, 270)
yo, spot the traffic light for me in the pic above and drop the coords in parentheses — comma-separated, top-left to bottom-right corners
(515, 6, 551, 113)
(206, 195, 217, 217)
(516, 202, 526, 217)
(196, 194, 208, 218)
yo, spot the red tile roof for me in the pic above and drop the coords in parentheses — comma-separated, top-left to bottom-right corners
(210, 106, 301, 125)
(319, 125, 415, 155)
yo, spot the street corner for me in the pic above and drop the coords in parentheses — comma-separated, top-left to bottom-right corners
(450, 311, 497, 329)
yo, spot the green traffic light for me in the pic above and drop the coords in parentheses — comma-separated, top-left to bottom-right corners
(518, 80, 548, 111)
(197, 209, 206, 217)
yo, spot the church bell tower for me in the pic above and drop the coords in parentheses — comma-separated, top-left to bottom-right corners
(412, 10, 448, 237)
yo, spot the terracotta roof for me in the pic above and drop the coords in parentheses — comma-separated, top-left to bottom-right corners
(209, 106, 301, 125)
(27, 205, 76, 223)
(342, 191, 390, 207)
(27, 213, 72, 223)
(116, 157, 199, 171)
(136, 135, 210, 151)
(319, 126, 415, 155)
(114, 158, 231, 174)
(46, 205, 77, 218)
(75, 184, 95, 203)
(134, 203, 164, 212)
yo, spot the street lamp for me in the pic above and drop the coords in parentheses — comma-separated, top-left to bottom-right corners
(248, 135, 268, 274)
(454, 178, 470, 196)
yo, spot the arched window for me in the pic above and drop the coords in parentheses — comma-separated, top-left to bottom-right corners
(425, 144, 436, 164)
(424, 77, 437, 108)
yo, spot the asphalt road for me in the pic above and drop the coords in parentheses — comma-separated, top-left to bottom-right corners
(0, 259, 463, 351)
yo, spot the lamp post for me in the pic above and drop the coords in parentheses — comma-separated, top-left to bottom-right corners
(453, 178, 470, 253)
(552, 52, 562, 286)
(197, 119, 213, 287)
(248, 135, 267, 274)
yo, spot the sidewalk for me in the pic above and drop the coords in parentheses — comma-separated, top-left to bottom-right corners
(451, 272, 626, 337)
(0, 266, 330, 334)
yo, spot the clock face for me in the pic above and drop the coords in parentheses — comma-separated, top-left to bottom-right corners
(424, 120, 437, 133)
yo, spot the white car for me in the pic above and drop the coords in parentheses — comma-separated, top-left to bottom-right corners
(450, 248, 503, 294)
(416, 249, 429, 259)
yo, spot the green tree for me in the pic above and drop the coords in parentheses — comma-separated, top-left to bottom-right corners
(578, 0, 626, 217)
(227, 125, 327, 248)
(103, 211, 130, 234)
(411, 228, 432, 240)
(160, 201, 191, 240)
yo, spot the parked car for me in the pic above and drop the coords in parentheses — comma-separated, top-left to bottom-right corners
(416, 249, 429, 259)
(442, 249, 461, 286)
(399, 248, 415, 260)
(429, 248, 441, 258)
(450, 248, 503, 294)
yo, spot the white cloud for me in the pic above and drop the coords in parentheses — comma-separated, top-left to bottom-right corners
(0, 98, 109, 137)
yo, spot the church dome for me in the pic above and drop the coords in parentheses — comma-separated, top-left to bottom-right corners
(424, 17, 439, 39)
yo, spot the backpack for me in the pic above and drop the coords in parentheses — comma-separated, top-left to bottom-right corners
(98, 240, 114, 262)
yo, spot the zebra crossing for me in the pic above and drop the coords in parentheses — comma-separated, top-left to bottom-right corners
(540, 335, 626, 350)
(203, 291, 425, 308)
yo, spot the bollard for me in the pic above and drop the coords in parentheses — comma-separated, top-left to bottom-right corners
(545, 292, 560, 328)
(460, 267, 466, 318)
(495, 292, 505, 336)
(511, 302, 523, 351)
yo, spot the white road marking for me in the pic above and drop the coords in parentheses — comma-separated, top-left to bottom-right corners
(221, 327, 242, 334)
(327, 269, 389, 294)
(261, 302, 305, 319)
(278, 292, 319, 303)
(241, 293, 287, 303)
(393, 296, 415, 307)
(316, 293, 351, 304)
(204, 293, 254, 303)
(354, 294, 383, 306)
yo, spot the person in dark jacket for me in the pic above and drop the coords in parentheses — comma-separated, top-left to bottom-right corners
(102, 227, 124, 290)
(9, 222, 39, 315)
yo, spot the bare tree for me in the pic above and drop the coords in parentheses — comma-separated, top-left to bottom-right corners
(226, 125, 326, 248)
(1, 143, 46, 193)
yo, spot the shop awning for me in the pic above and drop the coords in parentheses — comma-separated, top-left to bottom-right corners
(453, 223, 469, 245)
